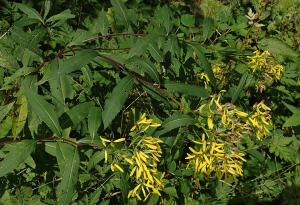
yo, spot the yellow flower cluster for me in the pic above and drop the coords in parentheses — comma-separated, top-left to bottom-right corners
(199, 91, 272, 141)
(186, 134, 246, 188)
(128, 114, 165, 201)
(198, 63, 226, 89)
(247, 50, 284, 92)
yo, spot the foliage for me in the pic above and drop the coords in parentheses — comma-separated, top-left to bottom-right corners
(0, 0, 300, 204)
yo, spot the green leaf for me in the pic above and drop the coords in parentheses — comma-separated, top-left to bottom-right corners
(161, 5, 173, 34)
(154, 113, 197, 137)
(163, 80, 209, 98)
(110, 0, 130, 30)
(0, 140, 37, 177)
(57, 144, 80, 205)
(50, 49, 98, 80)
(26, 28, 47, 48)
(181, 14, 195, 27)
(0, 47, 20, 70)
(282, 101, 300, 114)
(102, 76, 134, 129)
(25, 87, 61, 137)
(87, 151, 104, 172)
(179, 178, 193, 197)
(12, 91, 28, 138)
(163, 186, 178, 198)
(203, 18, 214, 42)
(0, 102, 14, 123)
(231, 71, 248, 104)
(168, 161, 176, 173)
(269, 136, 293, 161)
(81, 66, 93, 88)
(283, 113, 300, 127)
(90, 9, 109, 35)
(191, 45, 216, 89)
(245, 149, 265, 163)
(15, 3, 43, 23)
(142, 84, 170, 107)
(60, 101, 94, 130)
(46, 11, 75, 23)
(127, 35, 159, 59)
(126, 56, 160, 84)
(44, 1, 51, 20)
(3, 67, 37, 86)
(48, 60, 72, 116)
(259, 38, 299, 57)
(88, 106, 102, 141)
(116, 168, 129, 204)
(148, 43, 164, 62)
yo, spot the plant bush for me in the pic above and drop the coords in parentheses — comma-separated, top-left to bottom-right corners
(0, 0, 300, 204)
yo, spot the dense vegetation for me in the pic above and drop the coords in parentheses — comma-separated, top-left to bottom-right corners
(0, 0, 300, 204)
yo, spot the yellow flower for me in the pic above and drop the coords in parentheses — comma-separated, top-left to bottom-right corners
(111, 163, 124, 173)
(208, 115, 213, 129)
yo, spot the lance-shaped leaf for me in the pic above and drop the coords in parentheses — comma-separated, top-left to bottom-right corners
(0, 140, 37, 177)
(87, 151, 104, 172)
(15, 3, 43, 23)
(154, 113, 197, 137)
(90, 8, 109, 35)
(88, 107, 102, 141)
(191, 45, 216, 90)
(46, 11, 75, 23)
(282, 101, 300, 114)
(163, 81, 209, 98)
(81, 66, 93, 88)
(283, 113, 300, 127)
(12, 91, 28, 138)
(25, 87, 61, 137)
(142, 84, 170, 107)
(127, 35, 159, 59)
(203, 18, 214, 42)
(26, 28, 47, 48)
(102, 76, 134, 129)
(259, 38, 298, 57)
(0, 47, 20, 70)
(126, 56, 160, 84)
(60, 101, 94, 130)
(116, 168, 129, 204)
(0, 102, 15, 123)
(148, 43, 164, 62)
(3, 67, 37, 86)
(110, 0, 130, 30)
(44, 1, 51, 20)
(231, 71, 248, 104)
(161, 5, 173, 34)
(50, 49, 98, 80)
(56, 142, 79, 205)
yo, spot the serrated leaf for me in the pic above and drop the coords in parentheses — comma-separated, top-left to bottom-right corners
(60, 101, 94, 130)
(259, 38, 298, 57)
(57, 143, 79, 205)
(181, 14, 195, 27)
(46, 11, 75, 23)
(0, 47, 20, 70)
(26, 28, 47, 48)
(203, 18, 214, 42)
(0, 116, 12, 139)
(110, 0, 130, 30)
(126, 56, 160, 84)
(90, 9, 108, 35)
(161, 5, 173, 34)
(231, 71, 248, 104)
(283, 113, 300, 127)
(116, 168, 129, 204)
(148, 43, 164, 62)
(15, 3, 43, 23)
(0, 102, 14, 123)
(102, 76, 134, 130)
(0, 140, 37, 177)
(3, 67, 37, 86)
(25, 87, 61, 137)
(88, 106, 102, 141)
(81, 66, 93, 88)
(163, 80, 209, 98)
(191, 45, 216, 89)
(50, 49, 98, 80)
(44, 1, 51, 20)
(12, 91, 28, 138)
(269, 136, 294, 161)
(88, 188, 102, 205)
(154, 113, 197, 137)
(14, 18, 40, 27)
(127, 35, 159, 59)
(163, 186, 178, 198)
(245, 149, 265, 163)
